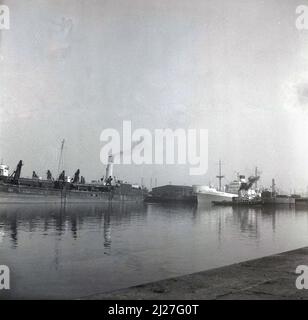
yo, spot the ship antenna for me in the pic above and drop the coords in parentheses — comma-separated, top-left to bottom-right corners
(57, 139, 65, 175)
(216, 160, 225, 191)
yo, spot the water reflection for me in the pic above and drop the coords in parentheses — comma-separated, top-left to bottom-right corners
(103, 211, 111, 253)
(0, 202, 308, 299)
(0, 203, 306, 249)
(0, 202, 148, 249)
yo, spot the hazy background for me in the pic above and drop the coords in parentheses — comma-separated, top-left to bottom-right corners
(1, 0, 308, 193)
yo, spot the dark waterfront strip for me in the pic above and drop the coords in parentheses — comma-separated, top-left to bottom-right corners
(82, 247, 308, 300)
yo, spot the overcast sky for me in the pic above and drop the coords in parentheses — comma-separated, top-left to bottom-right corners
(1, 0, 308, 192)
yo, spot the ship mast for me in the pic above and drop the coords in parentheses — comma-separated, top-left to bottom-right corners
(57, 139, 65, 176)
(216, 160, 225, 192)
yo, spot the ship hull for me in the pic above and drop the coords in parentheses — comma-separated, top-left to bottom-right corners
(197, 191, 238, 204)
(0, 183, 144, 204)
(262, 197, 295, 205)
(213, 199, 263, 206)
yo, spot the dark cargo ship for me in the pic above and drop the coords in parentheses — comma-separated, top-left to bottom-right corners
(0, 158, 146, 204)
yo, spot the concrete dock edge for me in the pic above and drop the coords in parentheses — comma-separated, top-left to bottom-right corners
(82, 247, 308, 300)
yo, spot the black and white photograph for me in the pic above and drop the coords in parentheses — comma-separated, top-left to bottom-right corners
(1, 0, 308, 309)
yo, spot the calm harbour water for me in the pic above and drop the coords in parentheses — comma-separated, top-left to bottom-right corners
(1, 202, 308, 299)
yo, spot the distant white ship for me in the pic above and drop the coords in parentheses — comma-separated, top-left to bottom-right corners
(193, 180, 240, 204)
(193, 160, 242, 204)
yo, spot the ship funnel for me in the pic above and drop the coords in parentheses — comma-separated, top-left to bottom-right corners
(105, 155, 114, 181)
(272, 178, 276, 195)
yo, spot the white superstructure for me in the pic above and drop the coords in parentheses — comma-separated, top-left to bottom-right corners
(0, 164, 9, 177)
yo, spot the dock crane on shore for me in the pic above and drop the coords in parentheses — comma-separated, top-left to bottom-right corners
(238, 176, 260, 200)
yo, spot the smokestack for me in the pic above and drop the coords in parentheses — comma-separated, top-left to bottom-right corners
(105, 155, 114, 181)
(272, 179, 276, 195)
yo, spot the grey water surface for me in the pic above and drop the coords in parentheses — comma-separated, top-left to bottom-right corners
(1, 202, 308, 299)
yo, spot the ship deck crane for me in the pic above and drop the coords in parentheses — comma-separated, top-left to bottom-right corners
(10, 160, 23, 184)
